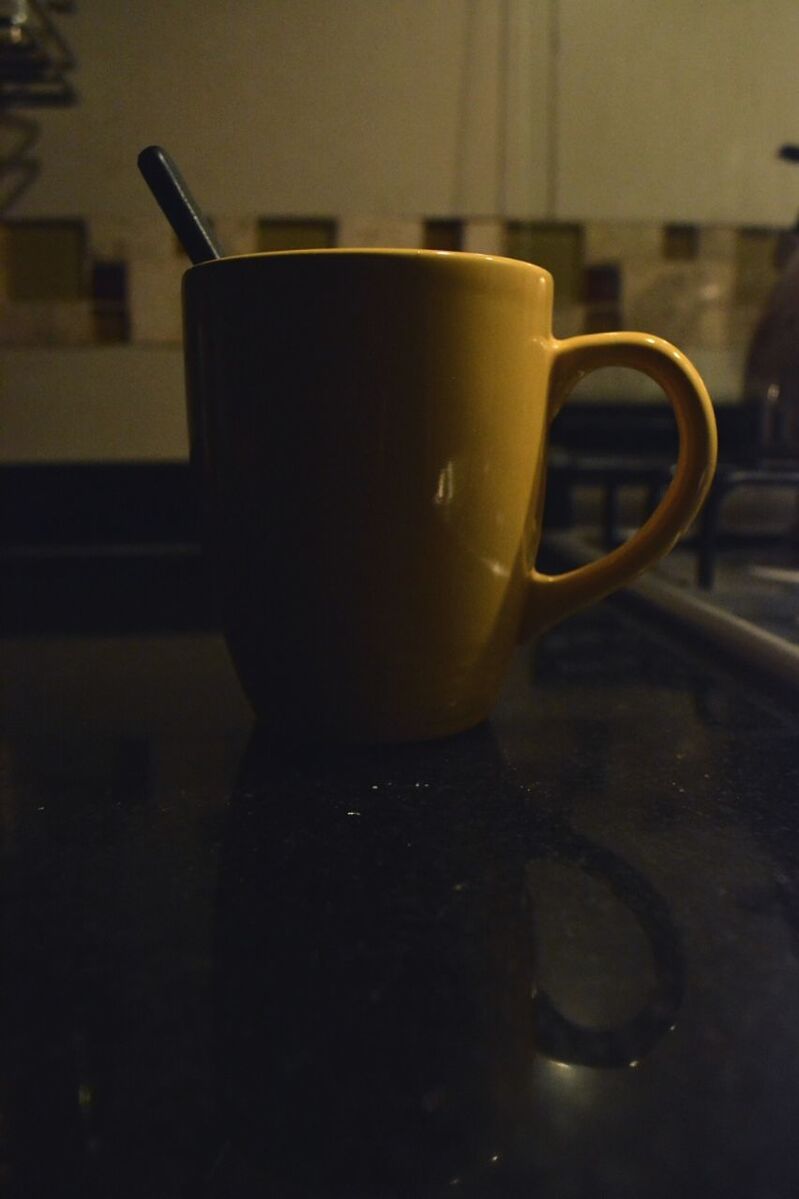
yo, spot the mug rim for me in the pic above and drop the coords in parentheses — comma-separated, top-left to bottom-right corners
(184, 246, 553, 286)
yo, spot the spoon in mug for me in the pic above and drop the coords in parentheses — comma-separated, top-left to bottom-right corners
(137, 145, 224, 264)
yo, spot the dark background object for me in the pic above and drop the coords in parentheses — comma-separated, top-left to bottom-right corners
(0, 0, 77, 212)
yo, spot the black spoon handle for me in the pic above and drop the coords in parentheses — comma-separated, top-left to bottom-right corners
(137, 144, 224, 264)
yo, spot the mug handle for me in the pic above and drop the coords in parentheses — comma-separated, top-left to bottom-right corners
(521, 332, 717, 638)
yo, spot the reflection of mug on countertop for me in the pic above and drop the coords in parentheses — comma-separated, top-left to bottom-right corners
(210, 727, 683, 1195)
(183, 249, 717, 742)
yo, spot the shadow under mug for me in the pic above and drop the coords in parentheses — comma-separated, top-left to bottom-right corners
(183, 249, 717, 742)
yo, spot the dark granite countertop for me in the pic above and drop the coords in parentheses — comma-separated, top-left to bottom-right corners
(3, 596, 799, 1197)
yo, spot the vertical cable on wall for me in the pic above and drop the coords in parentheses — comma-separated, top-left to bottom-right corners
(496, 0, 510, 216)
(546, 0, 559, 219)
(452, 1, 473, 215)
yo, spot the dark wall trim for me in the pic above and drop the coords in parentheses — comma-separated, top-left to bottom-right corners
(2, 404, 757, 552)
(3, 462, 199, 549)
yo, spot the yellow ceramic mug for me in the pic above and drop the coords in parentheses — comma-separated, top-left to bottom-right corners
(183, 249, 716, 742)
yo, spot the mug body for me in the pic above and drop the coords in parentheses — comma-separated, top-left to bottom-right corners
(183, 249, 554, 741)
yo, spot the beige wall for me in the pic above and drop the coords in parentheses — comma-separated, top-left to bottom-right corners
(3, 0, 799, 462)
(11, 0, 550, 221)
(16, 0, 799, 226)
(1, 347, 186, 462)
(557, 0, 799, 225)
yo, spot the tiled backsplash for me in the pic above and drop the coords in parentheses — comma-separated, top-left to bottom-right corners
(0, 215, 782, 401)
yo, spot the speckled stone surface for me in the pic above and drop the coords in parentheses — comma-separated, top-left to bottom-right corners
(3, 599, 798, 1197)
